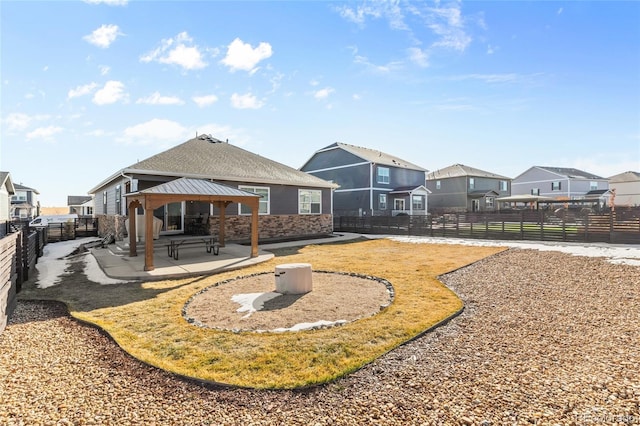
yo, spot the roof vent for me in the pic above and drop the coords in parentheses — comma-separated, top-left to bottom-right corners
(198, 134, 221, 143)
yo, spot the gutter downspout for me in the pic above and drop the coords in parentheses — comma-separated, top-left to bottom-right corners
(370, 163, 374, 215)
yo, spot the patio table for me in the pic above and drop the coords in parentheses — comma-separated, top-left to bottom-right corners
(166, 235, 219, 260)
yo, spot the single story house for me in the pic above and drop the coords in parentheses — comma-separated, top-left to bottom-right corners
(88, 134, 337, 245)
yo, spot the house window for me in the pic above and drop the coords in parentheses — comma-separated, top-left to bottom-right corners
(412, 195, 423, 210)
(11, 192, 27, 202)
(87, 207, 93, 215)
(469, 178, 475, 190)
(531, 188, 540, 195)
(239, 186, 270, 215)
(486, 197, 494, 208)
(379, 194, 387, 210)
(552, 181, 561, 191)
(590, 181, 598, 190)
(102, 191, 107, 214)
(377, 167, 390, 184)
(299, 189, 321, 214)
(394, 198, 405, 210)
(436, 180, 441, 190)
(500, 180, 508, 191)
(115, 185, 121, 215)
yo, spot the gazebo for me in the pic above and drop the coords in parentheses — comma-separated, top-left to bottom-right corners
(124, 178, 261, 271)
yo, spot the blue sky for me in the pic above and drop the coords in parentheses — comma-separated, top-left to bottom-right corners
(2, 0, 639, 207)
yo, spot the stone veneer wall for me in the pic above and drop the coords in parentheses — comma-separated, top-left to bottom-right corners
(208, 214, 333, 241)
(96, 214, 126, 241)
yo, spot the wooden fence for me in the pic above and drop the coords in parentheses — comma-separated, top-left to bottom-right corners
(0, 228, 46, 334)
(334, 210, 640, 244)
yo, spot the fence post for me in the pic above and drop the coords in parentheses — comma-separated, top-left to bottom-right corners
(520, 211, 524, 240)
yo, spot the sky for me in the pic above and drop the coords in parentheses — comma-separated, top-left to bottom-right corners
(1, 0, 639, 207)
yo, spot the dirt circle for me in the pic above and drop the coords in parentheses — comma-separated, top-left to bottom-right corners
(183, 271, 394, 332)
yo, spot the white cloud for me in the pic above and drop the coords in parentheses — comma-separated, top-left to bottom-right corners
(83, 24, 122, 48)
(119, 119, 189, 145)
(408, 47, 429, 68)
(4, 113, 51, 132)
(313, 87, 334, 100)
(68, 82, 99, 99)
(84, 0, 128, 5)
(192, 94, 218, 108)
(448, 73, 520, 84)
(426, 5, 471, 52)
(43, 65, 49, 71)
(140, 32, 209, 71)
(99, 65, 110, 75)
(230, 92, 264, 109)
(221, 38, 273, 72)
(136, 92, 185, 105)
(353, 49, 402, 74)
(26, 126, 63, 141)
(93, 80, 127, 105)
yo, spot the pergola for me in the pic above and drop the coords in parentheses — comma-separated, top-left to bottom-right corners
(124, 178, 260, 271)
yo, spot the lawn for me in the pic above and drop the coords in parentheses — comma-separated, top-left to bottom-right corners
(18, 238, 505, 389)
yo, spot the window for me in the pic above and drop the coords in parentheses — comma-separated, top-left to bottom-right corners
(239, 186, 270, 215)
(394, 198, 405, 210)
(436, 180, 441, 190)
(412, 195, 423, 210)
(500, 180, 508, 191)
(379, 194, 387, 210)
(531, 188, 540, 196)
(115, 185, 121, 215)
(87, 207, 93, 215)
(377, 167, 390, 184)
(102, 191, 107, 214)
(590, 181, 598, 190)
(11, 192, 27, 202)
(552, 181, 561, 191)
(486, 197, 494, 208)
(469, 178, 475, 190)
(299, 189, 321, 214)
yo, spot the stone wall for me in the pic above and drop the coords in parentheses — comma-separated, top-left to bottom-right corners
(96, 214, 126, 241)
(208, 214, 333, 241)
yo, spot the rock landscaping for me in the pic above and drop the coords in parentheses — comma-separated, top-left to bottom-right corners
(1, 249, 638, 425)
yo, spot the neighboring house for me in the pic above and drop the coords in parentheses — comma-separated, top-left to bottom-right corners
(10, 183, 40, 220)
(425, 164, 511, 213)
(300, 142, 429, 217)
(88, 134, 337, 241)
(608, 171, 640, 207)
(512, 166, 610, 208)
(0, 172, 16, 222)
(68, 195, 94, 216)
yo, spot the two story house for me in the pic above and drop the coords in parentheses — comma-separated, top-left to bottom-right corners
(425, 164, 511, 213)
(300, 142, 429, 217)
(0, 172, 15, 224)
(88, 134, 337, 242)
(512, 166, 610, 208)
(608, 171, 640, 207)
(10, 183, 40, 221)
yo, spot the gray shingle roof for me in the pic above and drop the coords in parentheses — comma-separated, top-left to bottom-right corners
(327, 142, 427, 171)
(536, 166, 604, 180)
(427, 164, 510, 180)
(609, 171, 640, 183)
(124, 135, 335, 188)
(0, 171, 15, 194)
(68, 195, 92, 205)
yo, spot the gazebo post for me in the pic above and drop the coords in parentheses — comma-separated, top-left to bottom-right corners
(144, 204, 155, 271)
(128, 200, 138, 257)
(251, 202, 259, 257)
(218, 201, 226, 247)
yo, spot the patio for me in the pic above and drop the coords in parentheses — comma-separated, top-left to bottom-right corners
(90, 233, 360, 281)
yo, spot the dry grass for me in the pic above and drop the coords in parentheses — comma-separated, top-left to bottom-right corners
(19, 239, 504, 389)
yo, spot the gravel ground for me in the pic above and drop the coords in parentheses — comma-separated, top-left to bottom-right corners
(1, 249, 639, 425)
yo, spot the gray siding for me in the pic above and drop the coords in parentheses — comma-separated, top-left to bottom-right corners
(513, 168, 608, 198)
(426, 177, 468, 209)
(309, 163, 371, 190)
(301, 147, 366, 171)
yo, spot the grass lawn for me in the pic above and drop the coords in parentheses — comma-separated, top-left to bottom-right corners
(18, 238, 505, 389)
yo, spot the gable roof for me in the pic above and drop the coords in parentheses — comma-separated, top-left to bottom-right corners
(609, 171, 640, 183)
(427, 164, 510, 180)
(319, 142, 427, 171)
(534, 166, 604, 180)
(68, 195, 92, 206)
(0, 171, 15, 194)
(90, 135, 336, 193)
(13, 183, 39, 194)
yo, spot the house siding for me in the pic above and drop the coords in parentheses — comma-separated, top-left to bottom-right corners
(610, 181, 640, 206)
(513, 168, 608, 199)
